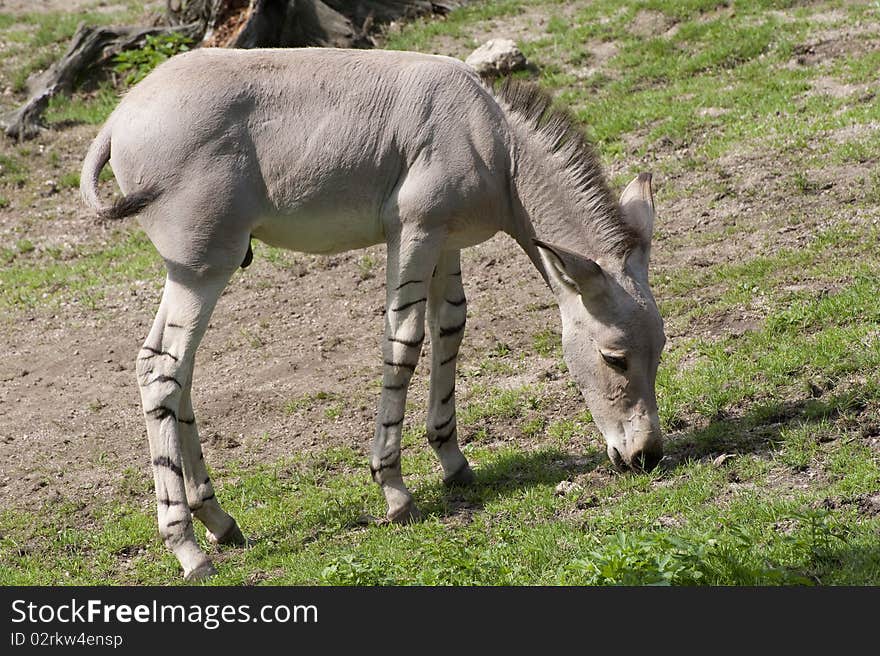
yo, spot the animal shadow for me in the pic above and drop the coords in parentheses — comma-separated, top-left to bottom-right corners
(660, 389, 873, 470)
(419, 446, 608, 519)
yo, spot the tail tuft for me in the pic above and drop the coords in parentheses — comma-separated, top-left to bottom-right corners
(98, 188, 160, 221)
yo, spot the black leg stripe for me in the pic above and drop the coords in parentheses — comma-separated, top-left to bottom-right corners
(388, 334, 424, 347)
(434, 414, 455, 431)
(382, 416, 404, 428)
(166, 518, 191, 529)
(384, 359, 416, 372)
(450, 270, 462, 277)
(440, 320, 466, 337)
(146, 374, 182, 388)
(439, 353, 457, 366)
(166, 323, 185, 329)
(391, 297, 427, 312)
(441, 386, 455, 404)
(395, 279, 423, 290)
(146, 406, 177, 421)
(370, 453, 401, 479)
(383, 382, 406, 391)
(153, 456, 183, 477)
(138, 346, 179, 362)
(201, 477, 211, 486)
(202, 492, 215, 503)
(179, 416, 195, 425)
(429, 427, 456, 447)
(445, 297, 466, 307)
(162, 532, 187, 547)
(159, 497, 185, 507)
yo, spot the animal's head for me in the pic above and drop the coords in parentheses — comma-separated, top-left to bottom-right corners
(535, 173, 665, 471)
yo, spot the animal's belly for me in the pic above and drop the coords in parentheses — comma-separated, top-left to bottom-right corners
(251, 209, 385, 255)
(444, 216, 500, 250)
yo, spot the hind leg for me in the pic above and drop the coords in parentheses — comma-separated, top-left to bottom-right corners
(137, 266, 234, 580)
(178, 384, 245, 547)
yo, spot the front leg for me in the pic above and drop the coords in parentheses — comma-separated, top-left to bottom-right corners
(371, 229, 442, 523)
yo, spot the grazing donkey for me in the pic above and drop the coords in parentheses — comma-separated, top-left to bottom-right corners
(81, 47, 665, 580)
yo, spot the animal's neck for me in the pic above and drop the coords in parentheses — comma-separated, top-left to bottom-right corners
(504, 123, 597, 282)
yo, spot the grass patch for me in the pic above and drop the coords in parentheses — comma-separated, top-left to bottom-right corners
(459, 384, 543, 426)
(532, 328, 561, 357)
(44, 84, 120, 126)
(0, 153, 28, 187)
(285, 391, 342, 415)
(3, 442, 879, 585)
(0, 229, 161, 310)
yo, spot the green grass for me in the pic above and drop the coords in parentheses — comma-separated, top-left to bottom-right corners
(44, 83, 120, 126)
(285, 391, 342, 414)
(3, 438, 878, 585)
(0, 229, 162, 310)
(378, 0, 527, 52)
(458, 384, 544, 426)
(0, 153, 28, 186)
(532, 328, 561, 357)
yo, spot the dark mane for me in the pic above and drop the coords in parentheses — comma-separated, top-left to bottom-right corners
(489, 78, 640, 257)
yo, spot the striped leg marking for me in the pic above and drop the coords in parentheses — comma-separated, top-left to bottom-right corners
(178, 385, 245, 547)
(370, 229, 445, 523)
(426, 251, 474, 487)
(137, 271, 231, 580)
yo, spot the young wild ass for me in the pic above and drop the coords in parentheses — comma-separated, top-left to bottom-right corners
(81, 48, 665, 580)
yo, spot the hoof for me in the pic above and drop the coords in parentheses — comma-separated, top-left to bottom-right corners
(443, 463, 475, 487)
(386, 500, 422, 524)
(209, 521, 246, 547)
(184, 561, 217, 582)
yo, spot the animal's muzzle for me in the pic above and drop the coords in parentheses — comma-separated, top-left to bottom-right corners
(607, 420, 663, 472)
(628, 441, 663, 471)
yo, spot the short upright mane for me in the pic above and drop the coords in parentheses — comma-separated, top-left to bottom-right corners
(488, 78, 640, 257)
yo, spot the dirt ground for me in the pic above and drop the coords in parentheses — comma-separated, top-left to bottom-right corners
(0, 1, 878, 515)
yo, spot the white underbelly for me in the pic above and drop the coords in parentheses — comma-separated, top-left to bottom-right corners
(444, 217, 500, 250)
(251, 208, 500, 255)
(251, 209, 385, 255)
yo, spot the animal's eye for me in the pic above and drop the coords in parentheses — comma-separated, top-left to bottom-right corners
(601, 352, 628, 371)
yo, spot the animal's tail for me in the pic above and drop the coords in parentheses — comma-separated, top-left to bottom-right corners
(80, 121, 158, 221)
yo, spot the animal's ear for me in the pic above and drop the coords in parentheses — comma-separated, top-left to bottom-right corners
(619, 172, 655, 250)
(534, 239, 607, 303)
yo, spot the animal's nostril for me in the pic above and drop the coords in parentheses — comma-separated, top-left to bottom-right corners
(631, 447, 662, 472)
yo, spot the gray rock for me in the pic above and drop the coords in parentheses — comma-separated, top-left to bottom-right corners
(465, 38, 528, 76)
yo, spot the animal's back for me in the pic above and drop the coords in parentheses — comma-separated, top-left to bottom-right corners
(103, 48, 512, 254)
